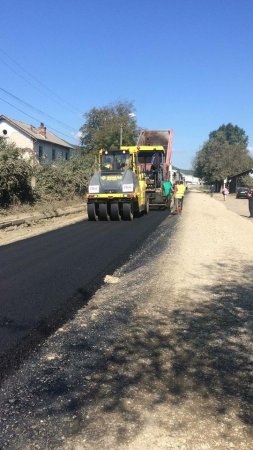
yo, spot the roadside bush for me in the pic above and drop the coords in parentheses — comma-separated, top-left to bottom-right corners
(34, 163, 74, 201)
(34, 152, 96, 201)
(0, 138, 35, 207)
(0, 137, 96, 207)
(64, 151, 96, 195)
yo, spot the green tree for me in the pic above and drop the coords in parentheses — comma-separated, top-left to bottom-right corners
(65, 149, 96, 193)
(209, 123, 248, 147)
(79, 101, 138, 154)
(239, 174, 253, 187)
(193, 124, 253, 184)
(0, 137, 34, 206)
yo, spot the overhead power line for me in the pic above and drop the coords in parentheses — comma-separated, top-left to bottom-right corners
(0, 87, 77, 132)
(0, 96, 75, 141)
(0, 47, 83, 115)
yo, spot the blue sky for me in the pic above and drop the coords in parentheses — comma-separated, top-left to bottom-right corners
(1, 0, 253, 169)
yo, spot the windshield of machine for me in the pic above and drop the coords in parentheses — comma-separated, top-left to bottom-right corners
(137, 151, 164, 174)
(101, 152, 132, 171)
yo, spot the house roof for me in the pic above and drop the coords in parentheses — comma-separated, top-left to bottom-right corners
(0, 115, 73, 149)
(228, 168, 253, 179)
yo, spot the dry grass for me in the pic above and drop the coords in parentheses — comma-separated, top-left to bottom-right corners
(0, 196, 84, 218)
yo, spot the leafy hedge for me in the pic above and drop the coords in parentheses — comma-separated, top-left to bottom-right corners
(34, 152, 95, 201)
(0, 138, 34, 206)
(0, 138, 96, 207)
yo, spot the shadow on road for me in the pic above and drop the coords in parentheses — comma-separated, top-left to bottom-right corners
(1, 262, 253, 448)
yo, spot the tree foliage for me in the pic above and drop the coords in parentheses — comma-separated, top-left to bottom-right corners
(0, 137, 34, 206)
(209, 123, 248, 147)
(34, 149, 95, 201)
(193, 123, 253, 183)
(79, 101, 138, 154)
(239, 174, 253, 187)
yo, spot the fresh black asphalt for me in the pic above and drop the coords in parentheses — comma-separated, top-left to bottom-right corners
(0, 210, 176, 378)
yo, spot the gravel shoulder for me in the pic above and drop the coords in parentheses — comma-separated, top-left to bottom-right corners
(0, 190, 253, 450)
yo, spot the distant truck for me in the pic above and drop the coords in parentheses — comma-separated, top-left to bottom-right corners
(87, 129, 174, 221)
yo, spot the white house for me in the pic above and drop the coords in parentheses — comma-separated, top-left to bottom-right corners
(0, 115, 73, 162)
(181, 170, 200, 184)
(171, 165, 200, 184)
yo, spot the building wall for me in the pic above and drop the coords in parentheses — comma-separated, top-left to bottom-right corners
(0, 120, 33, 150)
(0, 119, 71, 163)
(181, 173, 200, 184)
(34, 141, 70, 162)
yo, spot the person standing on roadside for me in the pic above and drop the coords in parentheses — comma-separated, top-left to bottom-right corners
(179, 180, 186, 209)
(247, 187, 253, 218)
(210, 184, 215, 197)
(222, 186, 229, 201)
(173, 180, 186, 214)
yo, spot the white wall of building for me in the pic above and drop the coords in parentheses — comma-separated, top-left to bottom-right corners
(0, 120, 33, 150)
(34, 142, 70, 162)
(0, 119, 71, 163)
(183, 174, 200, 184)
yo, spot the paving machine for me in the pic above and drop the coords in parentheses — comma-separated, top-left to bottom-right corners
(134, 129, 174, 209)
(87, 129, 173, 220)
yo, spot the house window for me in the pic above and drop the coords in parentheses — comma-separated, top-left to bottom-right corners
(2, 129, 7, 135)
(65, 151, 69, 161)
(39, 146, 43, 160)
(52, 148, 56, 161)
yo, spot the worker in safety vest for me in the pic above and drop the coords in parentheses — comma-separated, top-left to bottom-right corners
(174, 181, 186, 214)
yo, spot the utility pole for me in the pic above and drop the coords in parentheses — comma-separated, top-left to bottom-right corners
(120, 113, 135, 147)
(120, 123, 123, 147)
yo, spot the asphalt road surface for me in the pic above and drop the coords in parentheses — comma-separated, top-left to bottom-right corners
(0, 210, 176, 378)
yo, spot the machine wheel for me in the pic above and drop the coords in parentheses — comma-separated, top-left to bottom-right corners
(144, 197, 149, 214)
(99, 203, 110, 221)
(122, 202, 133, 221)
(110, 202, 121, 221)
(87, 203, 98, 221)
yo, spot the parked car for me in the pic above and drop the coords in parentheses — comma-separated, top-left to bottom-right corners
(236, 187, 248, 199)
